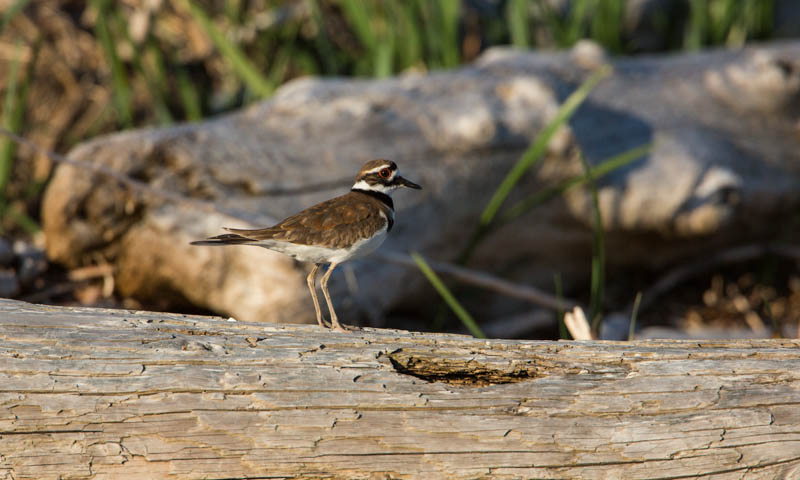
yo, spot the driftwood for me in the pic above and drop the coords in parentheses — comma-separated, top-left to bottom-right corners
(2, 298, 799, 479)
(40, 42, 800, 326)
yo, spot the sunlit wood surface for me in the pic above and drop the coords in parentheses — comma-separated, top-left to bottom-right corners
(1, 299, 799, 479)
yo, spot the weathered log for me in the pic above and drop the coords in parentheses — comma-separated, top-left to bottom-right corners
(1, 298, 799, 479)
(40, 42, 800, 326)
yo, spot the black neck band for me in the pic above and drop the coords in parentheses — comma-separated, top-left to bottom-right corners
(351, 188, 394, 210)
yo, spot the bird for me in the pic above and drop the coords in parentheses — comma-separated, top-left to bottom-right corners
(191, 159, 421, 332)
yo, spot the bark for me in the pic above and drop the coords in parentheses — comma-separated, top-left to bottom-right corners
(1, 298, 799, 479)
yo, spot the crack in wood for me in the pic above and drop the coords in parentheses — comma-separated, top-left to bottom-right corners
(384, 348, 540, 386)
(0, 429, 103, 435)
(155, 327, 219, 336)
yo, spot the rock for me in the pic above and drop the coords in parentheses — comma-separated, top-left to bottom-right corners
(774, 0, 800, 38)
(705, 49, 800, 115)
(13, 241, 47, 286)
(570, 39, 609, 70)
(0, 270, 19, 298)
(599, 312, 631, 341)
(0, 238, 13, 266)
(42, 42, 800, 325)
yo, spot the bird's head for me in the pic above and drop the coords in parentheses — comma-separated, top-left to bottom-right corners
(351, 159, 422, 195)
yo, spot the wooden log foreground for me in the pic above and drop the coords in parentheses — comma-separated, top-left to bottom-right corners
(1, 299, 799, 479)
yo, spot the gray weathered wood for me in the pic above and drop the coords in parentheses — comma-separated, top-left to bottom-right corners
(1, 298, 799, 479)
(41, 42, 800, 325)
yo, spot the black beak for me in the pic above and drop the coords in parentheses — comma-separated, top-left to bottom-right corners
(396, 176, 422, 190)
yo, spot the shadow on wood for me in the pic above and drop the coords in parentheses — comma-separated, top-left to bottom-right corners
(1, 298, 799, 479)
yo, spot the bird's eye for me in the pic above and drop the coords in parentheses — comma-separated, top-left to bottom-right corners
(379, 168, 391, 179)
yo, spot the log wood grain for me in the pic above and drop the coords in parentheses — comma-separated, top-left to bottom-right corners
(1, 298, 799, 479)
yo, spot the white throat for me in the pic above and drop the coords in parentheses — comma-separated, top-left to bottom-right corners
(351, 180, 396, 194)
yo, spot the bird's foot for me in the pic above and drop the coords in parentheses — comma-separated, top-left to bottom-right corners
(316, 317, 332, 329)
(329, 318, 351, 333)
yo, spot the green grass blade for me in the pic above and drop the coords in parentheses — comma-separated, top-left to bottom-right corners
(340, 0, 398, 76)
(499, 143, 651, 226)
(553, 0, 592, 47)
(0, 40, 39, 233)
(92, 0, 133, 127)
(414, 0, 436, 68)
(267, 48, 292, 87)
(579, 152, 606, 331)
(685, 1, 708, 50)
(414, 0, 460, 70)
(374, 40, 394, 78)
(437, 0, 461, 68)
(506, 0, 530, 48)
(5, 203, 39, 234)
(457, 66, 611, 264)
(726, 0, 773, 47)
(308, 0, 344, 74)
(479, 65, 611, 228)
(140, 39, 175, 125)
(411, 251, 486, 338)
(223, 0, 243, 23)
(340, 0, 377, 49)
(176, 68, 203, 121)
(112, 8, 173, 126)
(392, 2, 422, 70)
(709, 0, 734, 44)
(179, 0, 274, 98)
(0, 42, 24, 195)
(0, 0, 30, 33)
(591, 0, 625, 53)
(589, 255, 602, 327)
(628, 291, 642, 341)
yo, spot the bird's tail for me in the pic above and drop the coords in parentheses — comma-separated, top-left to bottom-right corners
(190, 233, 255, 246)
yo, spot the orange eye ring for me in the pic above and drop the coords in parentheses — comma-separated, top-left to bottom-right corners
(379, 168, 391, 179)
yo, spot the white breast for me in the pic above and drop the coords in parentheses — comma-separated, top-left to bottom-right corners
(343, 226, 388, 261)
(256, 224, 388, 265)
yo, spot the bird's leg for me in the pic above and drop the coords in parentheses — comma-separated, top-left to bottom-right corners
(320, 262, 348, 332)
(306, 264, 329, 328)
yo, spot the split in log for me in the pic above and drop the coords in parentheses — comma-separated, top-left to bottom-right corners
(1, 298, 800, 479)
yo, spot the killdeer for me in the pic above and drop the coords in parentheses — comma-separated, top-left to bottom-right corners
(192, 159, 421, 332)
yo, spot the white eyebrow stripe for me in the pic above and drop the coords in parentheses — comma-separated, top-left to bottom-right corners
(363, 164, 395, 175)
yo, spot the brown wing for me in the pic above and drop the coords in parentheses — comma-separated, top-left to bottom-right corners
(224, 192, 388, 249)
